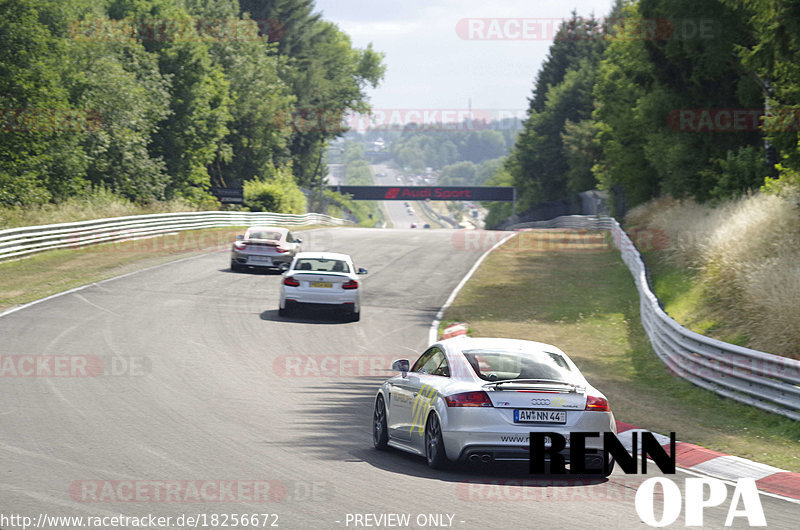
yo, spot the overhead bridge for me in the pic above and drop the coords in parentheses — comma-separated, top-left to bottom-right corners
(329, 185, 515, 201)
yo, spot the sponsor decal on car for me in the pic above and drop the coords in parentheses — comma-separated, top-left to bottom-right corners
(410, 384, 439, 436)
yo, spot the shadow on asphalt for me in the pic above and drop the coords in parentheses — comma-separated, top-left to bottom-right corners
(219, 267, 284, 275)
(288, 379, 610, 487)
(260, 308, 352, 325)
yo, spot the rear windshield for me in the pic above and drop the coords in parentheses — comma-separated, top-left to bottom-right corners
(293, 259, 350, 273)
(462, 349, 579, 384)
(247, 230, 282, 241)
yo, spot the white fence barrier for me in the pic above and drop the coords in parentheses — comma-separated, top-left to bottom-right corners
(509, 215, 800, 421)
(0, 211, 352, 262)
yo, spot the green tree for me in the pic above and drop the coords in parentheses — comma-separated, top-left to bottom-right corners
(0, 0, 86, 205)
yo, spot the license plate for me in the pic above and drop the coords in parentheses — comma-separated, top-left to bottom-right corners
(514, 409, 566, 424)
(250, 256, 271, 263)
(310, 282, 333, 288)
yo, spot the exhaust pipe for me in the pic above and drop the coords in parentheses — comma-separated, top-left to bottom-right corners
(480, 454, 492, 463)
(468, 454, 480, 463)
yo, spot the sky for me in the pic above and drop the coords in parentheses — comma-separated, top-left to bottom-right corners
(314, 0, 616, 118)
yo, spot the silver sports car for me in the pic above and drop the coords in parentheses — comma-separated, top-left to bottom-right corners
(230, 226, 302, 272)
(373, 337, 616, 471)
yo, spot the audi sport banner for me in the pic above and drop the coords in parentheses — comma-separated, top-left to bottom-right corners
(329, 186, 515, 201)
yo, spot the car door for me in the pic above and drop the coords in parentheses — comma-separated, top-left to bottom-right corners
(406, 348, 450, 450)
(387, 348, 435, 442)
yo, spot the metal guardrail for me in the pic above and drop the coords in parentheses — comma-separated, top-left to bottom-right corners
(507, 215, 800, 421)
(0, 211, 352, 262)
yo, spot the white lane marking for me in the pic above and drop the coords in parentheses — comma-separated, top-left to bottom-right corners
(427, 231, 516, 345)
(74, 293, 118, 315)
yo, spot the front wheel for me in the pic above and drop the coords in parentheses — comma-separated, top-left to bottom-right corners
(425, 413, 448, 469)
(373, 395, 388, 449)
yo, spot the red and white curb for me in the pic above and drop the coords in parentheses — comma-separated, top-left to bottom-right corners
(442, 322, 468, 340)
(616, 421, 800, 501)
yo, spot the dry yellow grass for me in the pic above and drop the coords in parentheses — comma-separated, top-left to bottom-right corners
(627, 193, 800, 357)
(0, 188, 201, 229)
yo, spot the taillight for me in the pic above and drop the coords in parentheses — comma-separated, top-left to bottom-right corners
(233, 242, 246, 250)
(585, 395, 610, 411)
(283, 277, 300, 287)
(275, 247, 288, 253)
(445, 391, 494, 407)
(342, 279, 358, 290)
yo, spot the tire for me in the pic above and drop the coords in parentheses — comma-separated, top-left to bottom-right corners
(601, 454, 615, 478)
(425, 413, 448, 469)
(373, 395, 389, 449)
(231, 261, 243, 272)
(349, 310, 360, 322)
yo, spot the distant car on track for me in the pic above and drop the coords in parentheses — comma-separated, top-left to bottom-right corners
(279, 252, 368, 321)
(410, 223, 417, 228)
(372, 337, 616, 472)
(230, 227, 302, 272)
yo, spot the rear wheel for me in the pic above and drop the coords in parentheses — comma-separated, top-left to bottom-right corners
(425, 413, 448, 469)
(373, 395, 388, 449)
(601, 454, 615, 478)
(349, 310, 360, 322)
(278, 302, 291, 317)
(231, 261, 243, 272)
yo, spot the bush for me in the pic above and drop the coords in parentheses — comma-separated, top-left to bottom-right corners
(0, 186, 199, 229)
(243, 163, 306, 214)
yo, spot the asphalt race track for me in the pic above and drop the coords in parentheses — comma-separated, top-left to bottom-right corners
(0, 228, 796, 529)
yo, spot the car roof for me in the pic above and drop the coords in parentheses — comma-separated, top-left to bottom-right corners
(438, 337, 567, 356)
(246, 226, 288, 234)
(293, 251, 353, 261)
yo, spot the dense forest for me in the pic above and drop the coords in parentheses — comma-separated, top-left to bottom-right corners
(0, 0, 384, 209)
(500, 0, 800, 218)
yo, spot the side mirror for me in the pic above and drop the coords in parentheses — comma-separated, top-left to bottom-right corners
(392, 359, 409, 378)
(236, 235, 244, 241)
(295, 238, 302, 244)
(357, 267, 368, 275)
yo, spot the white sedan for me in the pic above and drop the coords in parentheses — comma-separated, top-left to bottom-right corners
(279, 252, 367, 321)
(373, 337, 616, 471)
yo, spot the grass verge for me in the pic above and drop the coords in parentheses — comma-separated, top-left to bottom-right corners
(0, 225, 326, 313)
(443, 230, 800, 471)
(642, 253, 749, 346)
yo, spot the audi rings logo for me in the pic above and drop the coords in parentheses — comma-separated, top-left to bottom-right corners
(530, 398, 550, 406)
